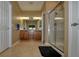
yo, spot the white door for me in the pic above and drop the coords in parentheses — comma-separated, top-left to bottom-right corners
(68, 1, 79, 57)
(0, 2, 12, 52)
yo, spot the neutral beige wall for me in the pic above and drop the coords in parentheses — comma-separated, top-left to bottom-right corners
(12, 2, 21, 44)
(41, 2, 46, 13)
(45, 1, 58, 12)
(64, 2, 68, 57)
(41, 1, 58, 12)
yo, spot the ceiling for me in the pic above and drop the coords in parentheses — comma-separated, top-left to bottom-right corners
(17, 1, 44, 11)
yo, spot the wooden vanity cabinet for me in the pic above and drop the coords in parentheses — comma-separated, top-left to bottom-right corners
(20, 30, 41, 41)
(34, 31, 41, 41)
(20, 30, 29, 40)
(20, 30, 24, 40)
(24, 31, 29, 40)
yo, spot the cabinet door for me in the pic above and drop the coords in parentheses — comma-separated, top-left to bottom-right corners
(34, 31, 41, 41)
(29, 31, 34, 40)
(20, 30, 24, 40)
(36, 31, 41, 41)
(24, 31, 29, 40)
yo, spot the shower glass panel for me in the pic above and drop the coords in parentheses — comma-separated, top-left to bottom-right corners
(55, 4, 64, 52)
(48, 11, 56, 45)
(48, 2, 64, 52)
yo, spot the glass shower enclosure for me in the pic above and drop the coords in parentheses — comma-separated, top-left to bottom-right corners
(48, 2, 64, 52)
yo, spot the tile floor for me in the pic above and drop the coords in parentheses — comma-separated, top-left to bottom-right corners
(0, 40, 42, 57)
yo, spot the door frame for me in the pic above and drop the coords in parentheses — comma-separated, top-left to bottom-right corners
(41, 12, 45, 45)
(8, 2, 12, 47)
(67, 1, 73, 57)
(64, 1, 73, 57)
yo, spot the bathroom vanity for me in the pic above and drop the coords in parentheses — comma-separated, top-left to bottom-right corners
(20, 30, 41, 41)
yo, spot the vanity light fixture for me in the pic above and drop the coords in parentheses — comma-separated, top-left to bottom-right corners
(54, 17, 64, 20)
(33, 17, 42, 20)
(16, 17, 29, 20)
